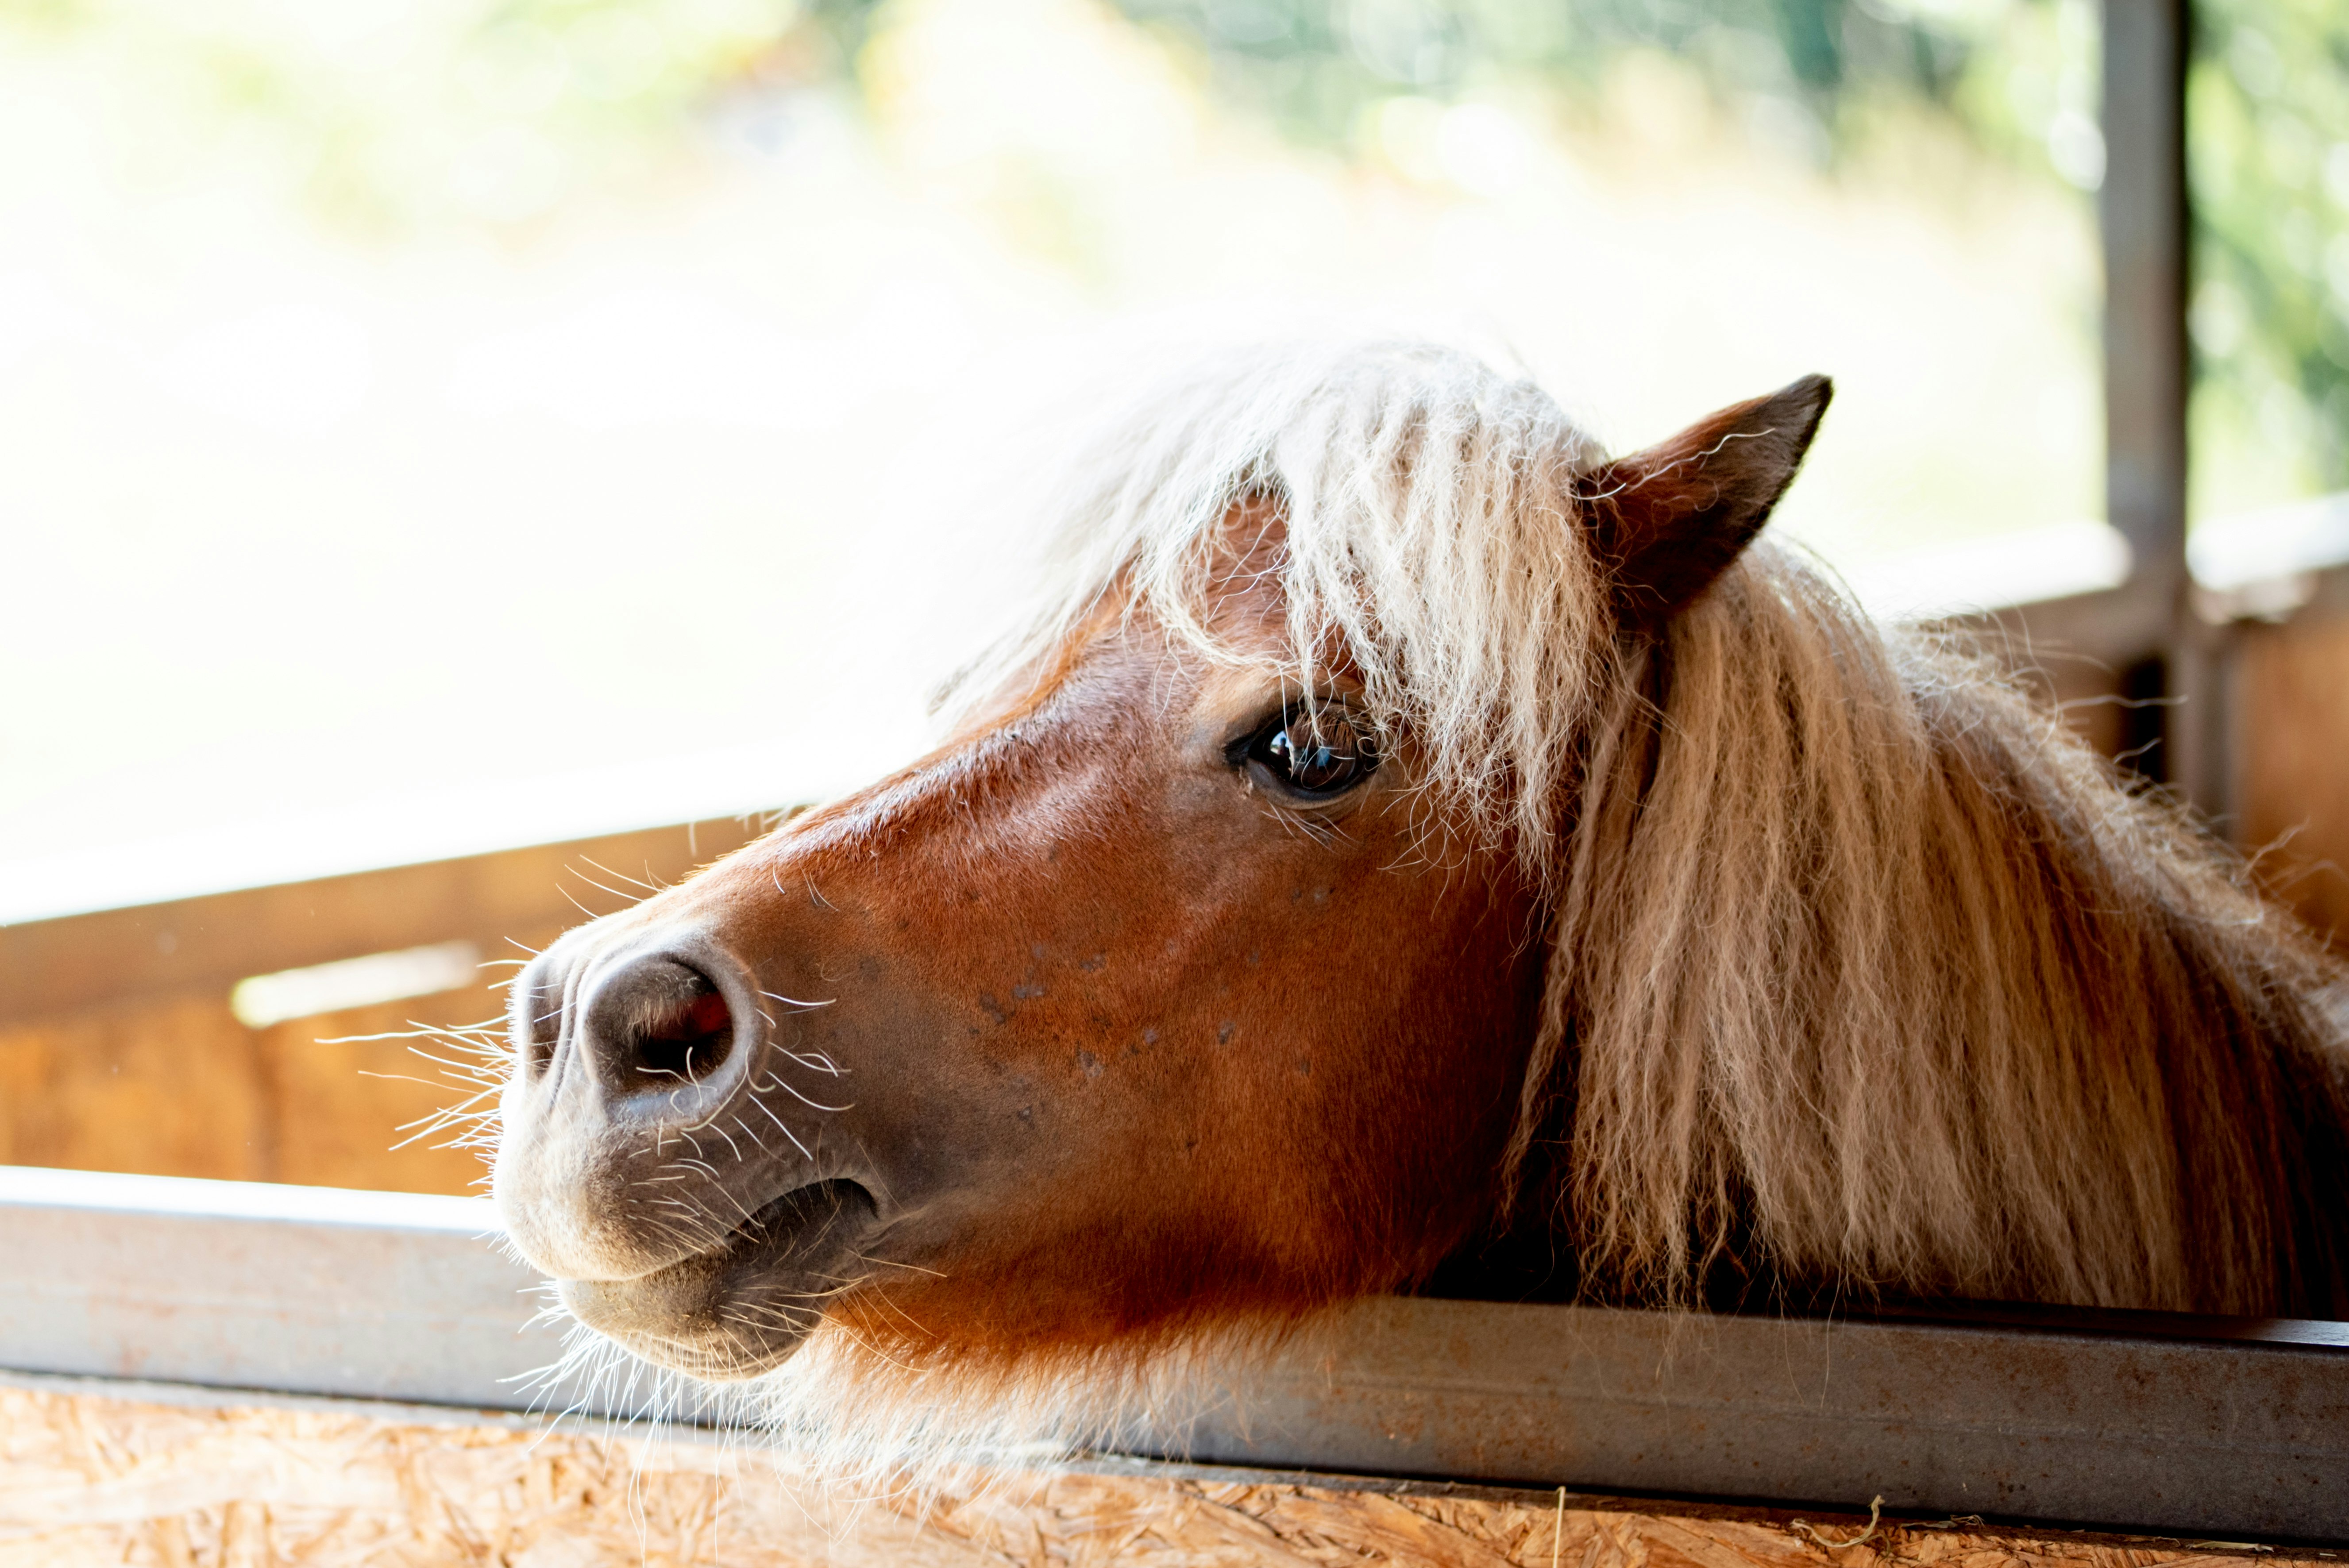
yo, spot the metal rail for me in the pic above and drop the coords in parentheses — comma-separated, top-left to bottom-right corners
(4, 1166, 2342, 1541)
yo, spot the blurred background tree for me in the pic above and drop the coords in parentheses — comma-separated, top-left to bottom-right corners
(0, 0, 2334, 894)
(1112, 0, 2083, 170)
(10, 0, 2339, 519)
(1111, 0, 2345, 517)
(2188, 0, 2349, 516)
(0, 0, 2101, 234)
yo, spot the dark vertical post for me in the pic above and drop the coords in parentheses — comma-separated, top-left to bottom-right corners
(2100, 0, 2209, 804)
(2102, 0, 2190, 601)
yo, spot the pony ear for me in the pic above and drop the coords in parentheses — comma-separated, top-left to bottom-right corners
(1581, 374, 1832, 631)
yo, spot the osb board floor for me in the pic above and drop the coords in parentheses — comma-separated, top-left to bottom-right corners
(1, 1385, 2335, 1568)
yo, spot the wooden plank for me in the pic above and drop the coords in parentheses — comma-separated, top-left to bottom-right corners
(1965, 574, 2349, 951)
(2098, 0, 2214, 801)
(0, 815, 771, 1025)
(2234, 611, 2349, 948)
(0, 995, 273, 1184)
(0, 1379, 2332, 1567)
(0, 925, 566, 1193)
(0, 815, 777, 1193)
(2101, 0, 2191, 603)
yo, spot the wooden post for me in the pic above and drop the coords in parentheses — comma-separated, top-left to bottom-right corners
(2102, 0, 2190, 601)
(2101, 0, 2223, 810)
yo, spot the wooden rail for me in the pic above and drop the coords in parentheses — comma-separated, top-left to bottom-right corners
(0, 815, 769, 1190)
(0, 814, 769, 1024)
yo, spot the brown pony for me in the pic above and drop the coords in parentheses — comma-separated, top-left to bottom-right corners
(491, 338, 2349, 1458)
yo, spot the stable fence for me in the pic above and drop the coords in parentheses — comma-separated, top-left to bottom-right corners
(6, 1162, 2349, 1547)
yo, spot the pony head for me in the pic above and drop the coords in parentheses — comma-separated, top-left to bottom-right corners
(489, 338, 2347, 1464)
(490, 340, 1817, 1375)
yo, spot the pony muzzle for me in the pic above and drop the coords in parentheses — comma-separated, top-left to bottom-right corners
(497, 932, 857, 1302)
(556, 1178, 880, 1380)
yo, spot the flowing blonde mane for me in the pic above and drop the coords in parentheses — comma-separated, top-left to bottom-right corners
(957, 335, 2349, 1318)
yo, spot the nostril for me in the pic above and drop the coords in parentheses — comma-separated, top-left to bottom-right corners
(586, 956, 740, 1092)
(632, 984, 733, 1083)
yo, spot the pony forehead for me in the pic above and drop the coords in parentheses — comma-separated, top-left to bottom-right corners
(955, 339, 1613, 690)
(941, 336, 1623, 854)
(1064, 337, 1602, 586)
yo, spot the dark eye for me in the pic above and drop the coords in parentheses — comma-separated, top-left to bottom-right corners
(1242, 708, 1381, 797)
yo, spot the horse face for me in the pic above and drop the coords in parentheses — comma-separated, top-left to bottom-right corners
(494, 585, 1549, 1380)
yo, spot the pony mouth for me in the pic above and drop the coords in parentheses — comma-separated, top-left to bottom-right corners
(557, 1179, 878, 1382)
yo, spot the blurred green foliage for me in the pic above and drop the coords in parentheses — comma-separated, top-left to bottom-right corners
(6, 0, 2341, 508)
(2188, 0, 2349, 509)
(1110, 0, 2349, 511)
(0, 0, 847, 227)
(0, 0, 2102, 222)
(1115, 0, 2043, 158)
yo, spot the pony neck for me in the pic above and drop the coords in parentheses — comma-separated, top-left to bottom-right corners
(1478, 546, 2349, 1318)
